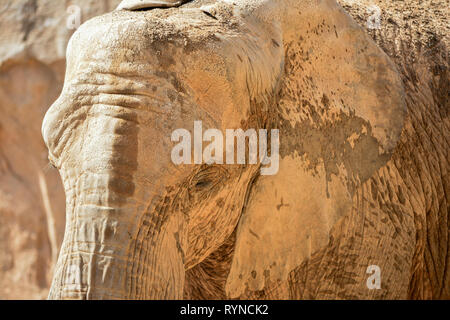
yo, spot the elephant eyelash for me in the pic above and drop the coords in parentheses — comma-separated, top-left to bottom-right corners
(189, 165, 229, 193)
(192, 174, 217, 192)
(194, 180, 211, 189)
(202, 10, 218, 20)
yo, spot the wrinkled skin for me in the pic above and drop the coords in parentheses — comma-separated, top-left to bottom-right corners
(283, 0, 449, 300)
(42, 0, 448, 299)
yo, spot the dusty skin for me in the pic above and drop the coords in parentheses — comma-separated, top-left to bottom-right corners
(0, 0, 448, 299)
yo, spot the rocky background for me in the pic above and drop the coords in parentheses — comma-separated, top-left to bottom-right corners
(0, 0, 447, 299)
(0, 0, 121, 300)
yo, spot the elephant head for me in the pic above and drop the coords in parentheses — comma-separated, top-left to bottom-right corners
(42, 0, 405, 299)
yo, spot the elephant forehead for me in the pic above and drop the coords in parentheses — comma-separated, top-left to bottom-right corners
(68, 9, 229, 70)
(65, 7, 282, 127)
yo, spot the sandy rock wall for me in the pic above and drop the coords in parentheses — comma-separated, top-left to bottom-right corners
(0, 0, 121, 300)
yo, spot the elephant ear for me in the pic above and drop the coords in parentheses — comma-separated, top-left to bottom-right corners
(226, 0, 406, 298)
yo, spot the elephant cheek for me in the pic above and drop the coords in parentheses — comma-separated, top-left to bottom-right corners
(226, 158, 352, 297)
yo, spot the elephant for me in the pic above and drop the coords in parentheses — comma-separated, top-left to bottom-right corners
(42, 0, 448, 299)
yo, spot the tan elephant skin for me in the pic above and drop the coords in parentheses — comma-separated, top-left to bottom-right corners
(40, 0, 449, 300)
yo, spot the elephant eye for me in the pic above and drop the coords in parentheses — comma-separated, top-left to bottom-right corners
(195, 180, 211, 189)
(189, 165, 229, 195)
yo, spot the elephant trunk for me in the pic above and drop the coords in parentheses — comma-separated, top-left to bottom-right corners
(45, 98, 187, 299)
(48, 171, 185, 300)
